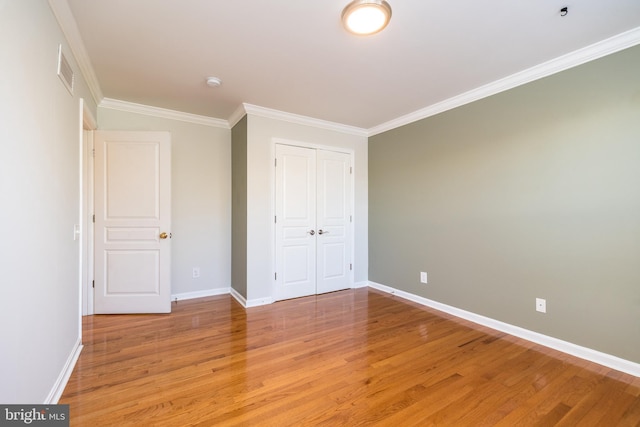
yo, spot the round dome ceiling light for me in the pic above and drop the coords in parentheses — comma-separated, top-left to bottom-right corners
(342, 0, 392, 36)
(206, 76, 222, 87)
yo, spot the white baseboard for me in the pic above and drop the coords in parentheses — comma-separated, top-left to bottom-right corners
(352, 281, 369, 289)
(368, 281, 640, 378)
(246, 297, 275, 307)
(171, 287, 230, 302)
(230, 288, 247, 307)
(229, 288, 274, 308)
(46, 338, 83, 404)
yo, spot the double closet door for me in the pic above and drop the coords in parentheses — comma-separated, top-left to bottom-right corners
(275, 144, 353, 301)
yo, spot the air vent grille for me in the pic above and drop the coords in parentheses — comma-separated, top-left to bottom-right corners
(57, 44, 74, 95)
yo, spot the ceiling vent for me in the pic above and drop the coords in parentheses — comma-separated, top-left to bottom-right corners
(57, 44, 74, 95)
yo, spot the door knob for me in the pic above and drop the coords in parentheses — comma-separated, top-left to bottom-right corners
(308, 230, 315, 236)
(318, 229, 330, 235)
(159, 232, 169, 239)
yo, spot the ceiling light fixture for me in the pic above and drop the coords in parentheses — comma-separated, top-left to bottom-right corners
(342, 0, 392, 36)
(206, 76, 222, 87)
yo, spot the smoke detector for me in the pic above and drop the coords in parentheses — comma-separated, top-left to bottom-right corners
(206, 77, 222, 87)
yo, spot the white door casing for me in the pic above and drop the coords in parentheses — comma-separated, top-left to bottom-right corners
(94, 131, 171, 314)
(82, 129, 94, 316)
(274, 144, 352, 301)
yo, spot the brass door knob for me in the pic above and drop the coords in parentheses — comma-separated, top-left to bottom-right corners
(159, 232, 168, 239)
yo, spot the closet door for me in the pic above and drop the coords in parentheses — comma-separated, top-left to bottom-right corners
(274, 144, 317, 301)
(316, 150, 351, 294)
(274, 144, 352, 301)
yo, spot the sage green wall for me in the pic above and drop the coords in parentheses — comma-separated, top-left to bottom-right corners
(98, 108, 232, 296)
(231, 116, 248, 298)
(369, 45, 640, 363)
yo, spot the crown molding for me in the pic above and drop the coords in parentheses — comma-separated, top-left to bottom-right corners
(47, 0, 103, 106)
(369, 26, 640, 136)
(100, 98, 230, 128)
(48, 0, 640, 138)
(228, 104, 248, 128)
(242, 104, 369, 137)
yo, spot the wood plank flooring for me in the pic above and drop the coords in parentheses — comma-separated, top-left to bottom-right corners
(61, 288, 640, 426)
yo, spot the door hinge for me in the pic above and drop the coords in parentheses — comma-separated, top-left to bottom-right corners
(92, 280, 95, 288)
(92, 214, 95, 223)
(275, 272, 277, 280)
(350, 166, 353, 174)
(274, 215, 277, 223)
(92, 148, 95, 158)
(350, 215, 352, 223)
(275, 158, 277, 167)
(350, 264, 353, 271)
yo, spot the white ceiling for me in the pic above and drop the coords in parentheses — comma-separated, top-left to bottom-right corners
(63, 0, 640, 131)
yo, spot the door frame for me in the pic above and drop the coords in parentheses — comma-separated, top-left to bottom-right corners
(271, 138, 355, 300)
(81, 100, 97, 316)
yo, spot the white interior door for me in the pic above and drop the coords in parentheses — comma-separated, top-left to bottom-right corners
(316, 150, 351, 294)
(275, 144, 352, 301)
(94, 131, 171, 314)
(275, 145, 317, 301)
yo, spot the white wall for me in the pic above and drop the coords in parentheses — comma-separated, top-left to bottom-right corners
(0, 0, 96, 403)
(98, 108, 232, 298)
(246, 115, 368, 303)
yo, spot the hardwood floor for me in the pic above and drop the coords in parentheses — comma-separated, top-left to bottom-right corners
(61, 288, 640, 426)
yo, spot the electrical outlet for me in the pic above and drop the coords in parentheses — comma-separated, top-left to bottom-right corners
(420, 272, 428, 284)
(192, 267, 200, 279)
(536, 298, 546, 313)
